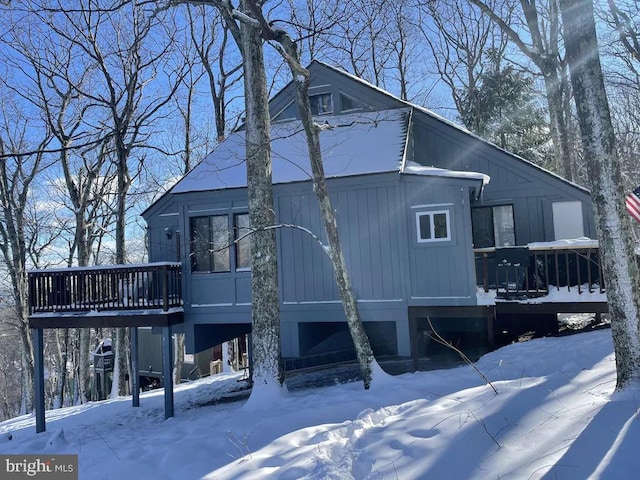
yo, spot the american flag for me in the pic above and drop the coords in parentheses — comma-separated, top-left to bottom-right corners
(626, 185, 640, 223)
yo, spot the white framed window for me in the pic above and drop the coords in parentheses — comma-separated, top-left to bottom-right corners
(415, 210, 451, 242)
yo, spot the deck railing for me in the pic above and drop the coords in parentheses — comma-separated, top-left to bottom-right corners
(474, 243, 608, 299)
(28, 262, 182, 315)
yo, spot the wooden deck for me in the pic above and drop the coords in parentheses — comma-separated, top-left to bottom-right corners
(28, 262, 184, 328)
(475, 242, 608, 300)
(27, 262, 184, 433)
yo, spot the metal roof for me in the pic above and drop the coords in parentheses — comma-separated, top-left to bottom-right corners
(171, 109, 409, 193)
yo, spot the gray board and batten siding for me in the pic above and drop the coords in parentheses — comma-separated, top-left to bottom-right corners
(145, 165, 484, 358)
(408, 111, 596, 244)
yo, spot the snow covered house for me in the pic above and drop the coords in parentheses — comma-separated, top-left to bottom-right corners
(141, 61, 602, 365)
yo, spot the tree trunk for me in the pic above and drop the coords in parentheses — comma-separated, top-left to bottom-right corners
(560, 0, 640, 389)
(543, 72, 574, 181)
(243, 0, 379, 384)
(174, 333, 185, 384)
(240, 0, 283, 388)
(16, 276, 34, 413)
(114, 135, 131, 396)
(289, 66, 375, 388)
(53, 329, 69, 408)
(115, 327, 129, 396)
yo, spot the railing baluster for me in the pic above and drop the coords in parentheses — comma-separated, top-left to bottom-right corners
(587, 249, 593, 293)
(162, 264, 169, 311)
(576, 251, 582, 294)
(598, 250, 605, 293)
(554, 251, 560, 291)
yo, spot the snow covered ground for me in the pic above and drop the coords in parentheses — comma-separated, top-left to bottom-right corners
(1, 329, 639, 479)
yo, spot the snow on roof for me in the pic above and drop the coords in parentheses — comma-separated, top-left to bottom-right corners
(171, 108, 491, 194)
(172, 109, 409, 194)
(402, 161, 490, 186)
(313, 60, 590, 195)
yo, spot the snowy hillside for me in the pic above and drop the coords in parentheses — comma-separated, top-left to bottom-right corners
(1, 329, 639, 479)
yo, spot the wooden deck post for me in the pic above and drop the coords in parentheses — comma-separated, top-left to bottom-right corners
(33, 328, 46, 433)
(131, 327, 140, 408)
(408, 309, 419, 372)
(162, 325, 174, 419)
(486, 307, 495, 347)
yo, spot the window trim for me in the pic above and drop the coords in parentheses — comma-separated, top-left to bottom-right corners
(415, 209, 451, 243)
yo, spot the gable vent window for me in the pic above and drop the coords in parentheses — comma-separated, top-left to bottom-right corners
(310, 93, 333, 115)
(416, 210, 451, 242)
(340, 93, 363, 112)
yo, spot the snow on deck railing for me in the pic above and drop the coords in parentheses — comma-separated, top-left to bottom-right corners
(28, 263, 183, 315)
(474, 240, 611, 299)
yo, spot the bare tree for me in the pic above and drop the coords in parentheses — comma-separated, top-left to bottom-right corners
(467, 0, 576, 181)
(560, 0, 640, 388)
(606, 0, 640, 64)
(284, 0, 340, 61)
(417, 0, 510, 129)
(0, 312, 23, 420)
(0, 105, 52, 413)
(601, 0, 640, 197)
(172, 0, 285, 390)
(245, 2, 377, 388)
(186, 4, 244, 144)
(174, 0, 378, 388)
(318, 0, 417, 98)
(36, 1, 186, 396)
(3, 14, 120, 403)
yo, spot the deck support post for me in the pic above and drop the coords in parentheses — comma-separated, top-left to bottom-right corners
(408, 310, 419, 372)
(162, 325, 174, 419)
(486, 307, 495, 348)
(33, 328, 46, 433)
(131, 327, 139, 407)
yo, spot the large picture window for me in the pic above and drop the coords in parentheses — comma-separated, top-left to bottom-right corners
(190, 213, 252, 273)
(416, 210, 451, 242)
(190, 215, 230, 272)
(471, 205, 515, 248)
